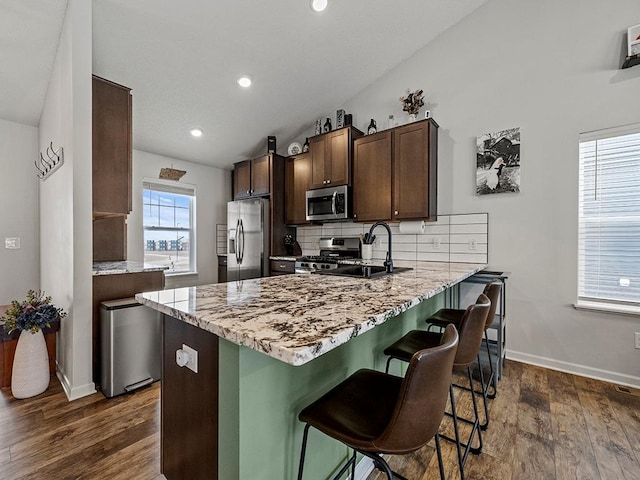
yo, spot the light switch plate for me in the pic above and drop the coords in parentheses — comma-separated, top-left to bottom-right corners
(5, 237, 20, 249)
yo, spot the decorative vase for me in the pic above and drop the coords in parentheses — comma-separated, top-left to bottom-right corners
(407, 113, 417, 122)
(11, 330, 50, 399)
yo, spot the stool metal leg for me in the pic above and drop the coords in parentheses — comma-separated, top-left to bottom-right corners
(476, 354, 490, 430)
(434, 434, 446, 480)
(484, 330, 497, 399)
(297, 424, 311, 480)
(467, 367, 483, 455)
(448, 383, 466, 480)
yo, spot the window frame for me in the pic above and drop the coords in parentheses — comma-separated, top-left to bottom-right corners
(576, 123, 640, 316)
(142, 178, 197, 276)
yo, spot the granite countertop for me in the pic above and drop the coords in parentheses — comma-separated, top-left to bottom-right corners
(93, 261, 168, 276)
(136, 261, 485, 366)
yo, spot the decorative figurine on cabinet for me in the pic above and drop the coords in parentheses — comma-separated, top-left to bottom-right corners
(336, 109, 345, 128)
(315, 119, 322, 135)
(302, 138, 310, 153)
(367, 118, 377, 135)
(323, 118, 332, 133)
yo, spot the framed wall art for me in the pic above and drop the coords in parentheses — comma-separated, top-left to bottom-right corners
(476, 127, 521, 195)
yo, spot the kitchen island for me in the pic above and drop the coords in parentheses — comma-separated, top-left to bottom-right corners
(137, 261, 485, 480)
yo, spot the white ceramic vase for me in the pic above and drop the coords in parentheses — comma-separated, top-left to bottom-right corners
(11, 330, 50, 399)
(407, 113, 417, 122)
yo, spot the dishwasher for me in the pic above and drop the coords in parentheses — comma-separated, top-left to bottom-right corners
(100, 298, 162, 398)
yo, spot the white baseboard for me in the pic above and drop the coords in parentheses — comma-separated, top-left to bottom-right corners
(56, 364, 97, 401)
(506, 350, 640, 389)
(354, 457, 375, 480)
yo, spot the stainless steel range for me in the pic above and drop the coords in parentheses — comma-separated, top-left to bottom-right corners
(294, 237, 360, 274)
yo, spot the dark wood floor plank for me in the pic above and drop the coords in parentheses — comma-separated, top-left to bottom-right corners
(512, 430, 556, 480)
(548, 370, 600, 480)
(578, 386, 640, 480)
(517, 364, 553, 440)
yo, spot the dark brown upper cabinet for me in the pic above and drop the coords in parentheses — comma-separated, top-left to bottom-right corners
(352, 131, 392, 223)
(92, 75, 132, 217)
(393, 119, 438, 221)
(233, 155, 270, 199)
(285, 152, 312, 225)
(353, 118, 438, 223)
(309, 126, 363, 189)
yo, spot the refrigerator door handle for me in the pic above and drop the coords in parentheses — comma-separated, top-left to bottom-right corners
(235, 219, 241, 263)
(239, 219, 245, 264)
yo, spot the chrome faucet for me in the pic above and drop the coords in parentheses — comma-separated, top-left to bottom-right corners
(368, 221, 393, 273)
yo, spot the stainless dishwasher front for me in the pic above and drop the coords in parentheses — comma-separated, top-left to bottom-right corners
(100, 298, 161, 398)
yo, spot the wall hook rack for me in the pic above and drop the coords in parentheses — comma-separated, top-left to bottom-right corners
(35, 142, 64, 180)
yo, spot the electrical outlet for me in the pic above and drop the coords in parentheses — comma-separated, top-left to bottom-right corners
(176, 344, 199, 373)
(433, 237, 441, 250)
(469, 238, 477, 250)
(5, 237, 20, 249)
(183, 344, 198, 373)
(635, 332, 640, 350)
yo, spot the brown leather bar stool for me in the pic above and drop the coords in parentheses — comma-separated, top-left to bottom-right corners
(427, 281, 502, 430)
(297, 325, 459, 480)
(383, 294, 490, 480)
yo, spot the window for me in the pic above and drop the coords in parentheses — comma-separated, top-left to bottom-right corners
(143, 179, 196, 274)
(578, 124, 640, 313)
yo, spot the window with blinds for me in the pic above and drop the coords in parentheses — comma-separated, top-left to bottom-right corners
(142, 179, 196, 274)
(578, 124, 640, 313)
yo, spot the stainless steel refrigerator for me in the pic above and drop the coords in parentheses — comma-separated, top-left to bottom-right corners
(227, 198, 270, 281)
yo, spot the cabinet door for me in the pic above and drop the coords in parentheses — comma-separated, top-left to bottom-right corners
(309, 136, 327, 189)
(353, 131, 392, 222)
(327, 128, 349, 186)
(233, 160, 252, 199)
(92, 76, 132, 215)
(251, 155, 271, 196)
(393, 120, 437, 220)
(285, 153, 311, 224)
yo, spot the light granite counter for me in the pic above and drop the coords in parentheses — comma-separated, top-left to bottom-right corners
(92, 261, 168, 276)
(136, 261, 485, 366)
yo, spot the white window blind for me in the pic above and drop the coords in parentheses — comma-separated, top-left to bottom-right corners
(578, 124, 640, 312)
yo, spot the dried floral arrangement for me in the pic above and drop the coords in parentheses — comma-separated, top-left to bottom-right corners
(400, 89, 425, 115)
(1, 290, 67, 334)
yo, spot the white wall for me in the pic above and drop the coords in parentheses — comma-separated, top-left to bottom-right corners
(127, 150, 231, 288)
(335, 0, 640, 386)
(0, 119, 39, 303)
(39, 0, 94, 400)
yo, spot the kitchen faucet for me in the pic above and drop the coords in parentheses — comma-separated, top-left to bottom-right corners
(368, 221, 393, 273)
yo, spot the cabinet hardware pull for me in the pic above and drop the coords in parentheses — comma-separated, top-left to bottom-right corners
(326, 180, 331, 184)
(354, 213, 357, 218)
(394, 211, 399, 215)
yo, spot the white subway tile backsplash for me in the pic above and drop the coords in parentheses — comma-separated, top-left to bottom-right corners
(295, 213, 488, 264)
(450, 213, 488, 225)
(450, 223, 488, 235)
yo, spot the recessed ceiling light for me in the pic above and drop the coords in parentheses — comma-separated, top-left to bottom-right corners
(311, 0, 328, 12)
(237, 76, 252, 88)
(189, 127, 203, 137)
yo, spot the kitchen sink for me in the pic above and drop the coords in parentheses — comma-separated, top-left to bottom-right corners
(315, 265, 412, 279)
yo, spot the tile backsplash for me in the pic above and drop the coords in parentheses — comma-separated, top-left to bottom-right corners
(295, 213, 488, 264)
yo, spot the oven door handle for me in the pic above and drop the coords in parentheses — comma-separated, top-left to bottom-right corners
(331, 191, 337, 216)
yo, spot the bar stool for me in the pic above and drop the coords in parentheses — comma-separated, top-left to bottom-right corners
(383, 294, 490, 480)
(427, 281, 502, 430)
(297, 324, 459, 480)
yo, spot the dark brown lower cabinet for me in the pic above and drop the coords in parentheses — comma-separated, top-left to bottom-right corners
(162, 315, 219, 480)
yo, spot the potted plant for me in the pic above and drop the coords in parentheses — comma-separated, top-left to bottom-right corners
(400, 88, 425, 121)
(1, 290, 66, 398)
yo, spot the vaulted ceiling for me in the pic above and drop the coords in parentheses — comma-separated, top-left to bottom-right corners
(2, 0, 487, 170)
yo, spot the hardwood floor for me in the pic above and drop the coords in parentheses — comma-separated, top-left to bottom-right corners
(0, 361, 638, 479)
(368, 361, 640, 480)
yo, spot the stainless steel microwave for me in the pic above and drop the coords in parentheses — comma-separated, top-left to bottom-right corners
(306, 185, 351, 222)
